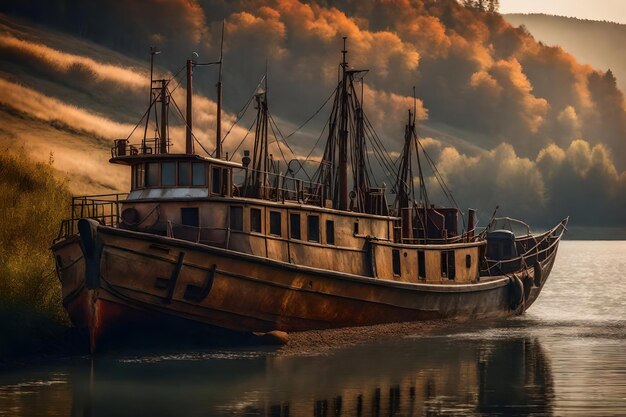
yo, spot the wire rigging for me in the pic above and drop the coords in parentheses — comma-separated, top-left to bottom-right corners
(222, 75, 267, 146)
(151, 51, 465, 224)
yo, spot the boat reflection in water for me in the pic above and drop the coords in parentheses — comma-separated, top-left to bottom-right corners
(52, 334, 552, 417)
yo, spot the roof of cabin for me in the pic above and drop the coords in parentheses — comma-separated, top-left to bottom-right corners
(110, 153, 243, 168)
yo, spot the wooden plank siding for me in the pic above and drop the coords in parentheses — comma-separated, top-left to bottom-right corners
(119, 198, 482, 284)
(371, 244, 481, 283)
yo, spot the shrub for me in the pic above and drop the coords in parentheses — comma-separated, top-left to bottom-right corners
(0, 150, 71, 358)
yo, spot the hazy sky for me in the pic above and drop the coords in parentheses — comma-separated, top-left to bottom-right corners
(500, 0, 626, 24)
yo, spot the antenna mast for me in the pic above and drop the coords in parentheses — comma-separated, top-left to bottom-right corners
(412, 87, 429, 208)
(215, 20, 225, 159)
(338, 37, 349, 210)
(143, 47, 160, 150)
(185, 57, 194, 154)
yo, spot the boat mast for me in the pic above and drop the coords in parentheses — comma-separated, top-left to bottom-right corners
(354, 77, 366, 211)
(412, 87, 429, 208)
(395, 109, 414, 211)
(185, 58, 194, 154)
(263, 69, 269, 197)
(312, 39, 372, 211)
(338, 37, 349, 210)
(159, 79, 168, 154)
(248, 76, 269, 199)
(143, 47, 160, 151)
(410, 87, 430, 241)
(215, 21, 225, 159)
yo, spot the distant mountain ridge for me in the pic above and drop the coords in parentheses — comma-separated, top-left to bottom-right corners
(504, 13, 626, 91)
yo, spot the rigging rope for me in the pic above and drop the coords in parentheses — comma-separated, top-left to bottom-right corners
(292, 114, 330, 178)
(222, 75, 266, 146)
(124, 65, 185, 142)
(279, 87, 338, 141)
(168, 94, 212, 156)
(415, 136, 465, 229)
(267, 115, 290, 170)
(268, 113, 297, 160)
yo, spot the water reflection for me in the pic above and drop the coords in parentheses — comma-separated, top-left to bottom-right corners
(0, 335, 554, 417)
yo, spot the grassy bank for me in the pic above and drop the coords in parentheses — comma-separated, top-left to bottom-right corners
(0, 150, 75, 361)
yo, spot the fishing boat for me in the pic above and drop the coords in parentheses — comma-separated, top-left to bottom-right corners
(51, 39, 567, 352)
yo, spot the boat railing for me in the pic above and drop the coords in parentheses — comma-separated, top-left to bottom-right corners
(56, 193, 128, 242)
(481, 218, 568, 275)
(111, 138, 171, 158)
(164, 221, 227, 246)
(400, 228, 481, 245)
(483, 216, 532, 236)
(233, 167, 328, 207)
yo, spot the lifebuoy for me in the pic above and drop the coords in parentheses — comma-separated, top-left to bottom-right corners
(121, 207, 140, 227)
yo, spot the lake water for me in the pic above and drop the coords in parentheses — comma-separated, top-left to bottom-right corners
(1, 241, 625, 416)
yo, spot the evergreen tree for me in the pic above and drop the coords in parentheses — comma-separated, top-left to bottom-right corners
(488, 0, 500, 12)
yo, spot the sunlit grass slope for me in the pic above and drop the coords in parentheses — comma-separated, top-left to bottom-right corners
(0, 150, 71, 359)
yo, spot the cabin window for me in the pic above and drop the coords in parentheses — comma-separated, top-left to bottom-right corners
(181, 208, 199, 227)
(466, 254, 472, 269)
(178, 162, 191, 186)
(269, 211, 282, 236)
(308, 215, 320, 242)
(146, 162, 159, 187)
(392, 249, 401, 276)
(192, 163, 206, 186)
(418, 250, 426, 280)
(138, 164, 146, 188)
(353, 221, 359, 235)
(222, 168, 231, 196)
(250, 208, 262, 233)
(326, 220, 335, 245)
(161, 162, 176, 186)
(134, 164, 145, 189)
(212, 167, 222, 194)
(290, 213, 301, 240)
(441, 251, 456, 280)
(229, 206, 244, 231)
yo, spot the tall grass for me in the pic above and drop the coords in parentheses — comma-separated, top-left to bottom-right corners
(0, 150, 71, 359)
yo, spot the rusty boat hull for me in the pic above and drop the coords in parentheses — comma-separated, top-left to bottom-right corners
(52, 219, 561, 352)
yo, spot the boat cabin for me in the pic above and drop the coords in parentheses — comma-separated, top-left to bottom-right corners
(106, 143, 483, 286)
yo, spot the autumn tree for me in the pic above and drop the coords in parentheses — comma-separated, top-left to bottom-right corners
(460, 0, 499, 12)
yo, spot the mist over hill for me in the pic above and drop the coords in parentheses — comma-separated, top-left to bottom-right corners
(504, 13, 626, 92)
(0, 0, 625, 234)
